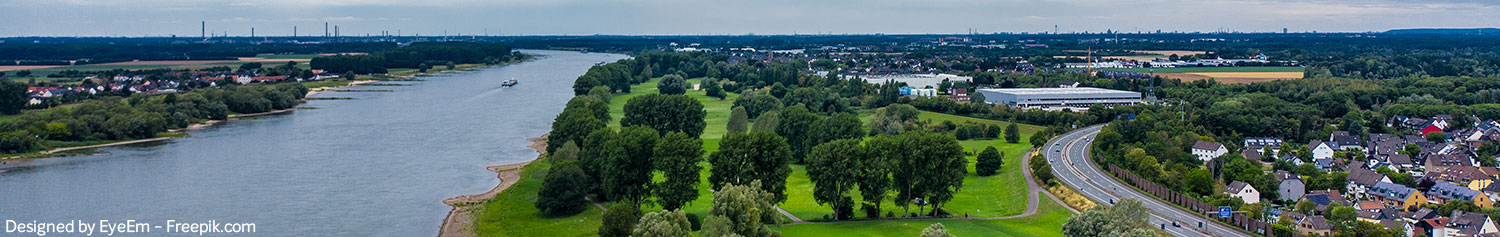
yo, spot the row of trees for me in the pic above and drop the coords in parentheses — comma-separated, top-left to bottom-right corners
(0, 83, 307, 153)
(311, 42, 521, 74)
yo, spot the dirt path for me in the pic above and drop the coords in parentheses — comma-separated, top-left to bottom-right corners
(38, 137, 174, 155)
(437, 134, 547, 237)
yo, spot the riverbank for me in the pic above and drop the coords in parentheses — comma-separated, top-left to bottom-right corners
(1, 57, 538, 163)
(439, 134, 548, 237)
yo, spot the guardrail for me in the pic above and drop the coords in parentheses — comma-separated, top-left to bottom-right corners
(1104, 162, 1304, 237)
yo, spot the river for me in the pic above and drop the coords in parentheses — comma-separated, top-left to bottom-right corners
(0, 50, 627, 236)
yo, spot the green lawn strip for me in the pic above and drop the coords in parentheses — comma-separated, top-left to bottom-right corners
(475, 160, 604, 237)
(774, 197, 1069, 237)
(1102, 66, 1305, 73)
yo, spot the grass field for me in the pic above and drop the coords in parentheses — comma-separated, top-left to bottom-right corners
(475, 161, 605, 237)
(1104, 66, 1304, 73)
(775, 198, 1071, 237)
(477, 77, 1067, 236)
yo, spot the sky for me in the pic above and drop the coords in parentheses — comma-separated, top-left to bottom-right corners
(1, 0, 1498, 37)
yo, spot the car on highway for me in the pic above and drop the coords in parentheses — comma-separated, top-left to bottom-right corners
(1172, 221, 1180, 227)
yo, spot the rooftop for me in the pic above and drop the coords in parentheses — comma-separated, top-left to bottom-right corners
(976, 87, 1140, 96)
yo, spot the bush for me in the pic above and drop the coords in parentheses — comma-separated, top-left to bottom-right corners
(684, 213, 702, 231)
(976, 146, 1004, 176)
(657, 75, 688, 95)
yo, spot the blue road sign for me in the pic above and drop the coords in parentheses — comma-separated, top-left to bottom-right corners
(1218, 206, 1232, 218)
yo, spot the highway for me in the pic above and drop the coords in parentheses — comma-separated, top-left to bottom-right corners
(1046, 125, 1255, 237)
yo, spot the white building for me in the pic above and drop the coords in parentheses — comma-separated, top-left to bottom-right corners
(1225, 181, 1261, 204)
(974, 87, 1142, 109)
(1192, 141, 1228, 161)
(855, 73, 972, 89)
(1309, 140, 1335, 160)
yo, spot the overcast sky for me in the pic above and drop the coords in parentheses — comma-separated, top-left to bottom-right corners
(2, 0, 1497, 37)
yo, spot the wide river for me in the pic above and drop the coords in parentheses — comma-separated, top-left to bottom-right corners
(0, 50, 626, 236)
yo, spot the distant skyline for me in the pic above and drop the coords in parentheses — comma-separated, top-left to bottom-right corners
(2, 0, 1498, 37)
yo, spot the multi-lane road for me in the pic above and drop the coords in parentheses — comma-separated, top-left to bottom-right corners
(1046, 125, 1255, 237)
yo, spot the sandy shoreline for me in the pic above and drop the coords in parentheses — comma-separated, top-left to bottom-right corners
(438, 133, 548, 237)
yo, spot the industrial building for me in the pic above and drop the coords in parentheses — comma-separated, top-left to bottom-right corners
(975, 87, 1142, 109)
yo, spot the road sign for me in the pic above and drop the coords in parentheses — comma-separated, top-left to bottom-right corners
(1218, 206, 1232, 218)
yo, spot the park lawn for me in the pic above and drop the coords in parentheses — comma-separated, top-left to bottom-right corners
(916, 111, 1043, 135)
(774, 198, 1070, 237)
(1103, 66, 1304, 73)
(484, 77, 1066, 236)
(475, 160, 605, 237)
(777, 128, 1038, 220)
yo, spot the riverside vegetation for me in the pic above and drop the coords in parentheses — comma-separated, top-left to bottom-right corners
(475, 51, 1077, 237)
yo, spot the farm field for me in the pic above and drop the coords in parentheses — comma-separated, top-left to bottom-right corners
(476, 77, 1066, 236)
(1105, 66, 1303, 73)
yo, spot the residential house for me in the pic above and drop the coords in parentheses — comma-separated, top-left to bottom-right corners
(1331, 131, 1364, 151)
(1277, 171, 1306, 202)
(1347, 168, 1391, 199)
(1243, 137, 1285, 153)
(1303, 190, 1351, 213)
(1434, 211, 1499, 236)
(1428, 182, 1494, 208)
(1309, 140, 1335, 160)
(1390, 154, 1417, 171)
(1242, 149, 1262, 162)
(1225, 181, 1260, 204)
(1192, 141, 1228, 162)
(1296, 215, 1334, 236)
(1428, 166, 1497, 191)
(1428, 153, 1478, 172)
(1368, 182, 1427, 210)
(1381, 219, 1414, 237)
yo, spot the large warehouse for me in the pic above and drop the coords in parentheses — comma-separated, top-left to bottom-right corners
(976, 87, 1142, 109)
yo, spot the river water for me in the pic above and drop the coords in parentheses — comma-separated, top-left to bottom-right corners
(0, 50, 626, 236)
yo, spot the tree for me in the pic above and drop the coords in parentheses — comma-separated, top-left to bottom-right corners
(658, 74, 688, 95)
(602, 126, 659, 205)
(446, 61, 456, 70)
(870, 131, 966, 216)
(976, 146, 1004, 176)
(1326, 203, 1357, 228)
(600, 203, 641, 237)
(552, 141, 581, 162)
(1004, 122, 1021, 143)
(548, 106, 605, 154)
(709, 132, 793, 203)
(707, 181, 781, 237)
(0, 80, 28, 115)
(727, 106, 749, 134)
(986, 124, 1003, 139)
(866, 104, 919, 135)
(535, 161, 592, 216)
(654, 132, 704, 210)
(589, 86, 613, 102)
(807, 139, 863, 220)
(777, 105, 818, 162)
(1186, 169, 1214, 196)
(633, 209, 691, 237)
(699, 215, 735, 237)
(1062, 199, 1154, 237)
(970, 91, 986, 104)
(857, 142, 893, 218)
(566, 96, 611, 123)
(621, 94, 707, 137)
(751, 110, 781, 133)
(1295, 199, 1315, 214)
(1427, 131, 1447, 143)
(733, 92, 783, 118)
(704, 78, 725, 99)
(920, 223, 955, 237)
(809, 112, 864, 146)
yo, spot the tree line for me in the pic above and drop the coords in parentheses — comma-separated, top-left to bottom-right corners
(310, 42, 521, 74)
(0, 83, 307, 154)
